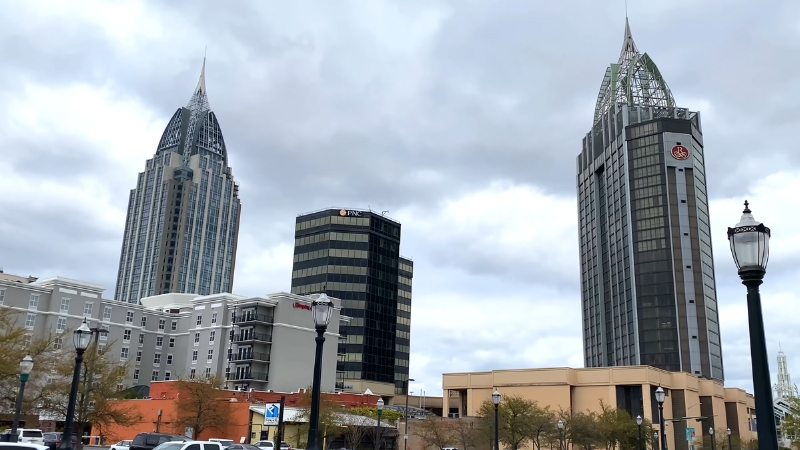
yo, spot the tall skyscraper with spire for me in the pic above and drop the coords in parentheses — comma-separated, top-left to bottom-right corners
(115, 61, 241, 303)
(576, 20, 723, 381)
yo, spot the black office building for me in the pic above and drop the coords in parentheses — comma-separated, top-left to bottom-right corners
(291, 208, 413, 395)
(576, 20, 723, 381)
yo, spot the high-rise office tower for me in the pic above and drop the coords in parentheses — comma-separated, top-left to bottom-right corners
(576, 20, 723, 381)
(115, 61, 241, 303)
(291, 208, 412, 395)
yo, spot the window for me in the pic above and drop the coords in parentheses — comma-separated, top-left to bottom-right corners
(136, 351, 142, 363)
(120, 347, 129, 360)
(158, 319, 166, 330)
(192, 351, 198, 363)
(60, 298, 71, 313)
(165, 371, 171, 381)
(190, 368, 196, 379)
(98, 343, 106, 352)
(0, 289, 5, 305)
(207, 349, 213, 361)
(169, 337, 175, 348)
(212, 312, 218, 324)
(54, 338, 63, 350)
(196, 315, 202, 326)
(140, 316, 147, 327)
(117, 384, 124, 392)
(123, 330, 131, 342)
(151, 371, 159, 381)
(171, 321, 177, 331)
(133, 369, 140, 380)
(205, 367, 212, 378)
(138, 334, 144, 346)
(156, 336, 163, 349)
(25, 313, 35, 329)
(84, 302, 93, 315)
(154, 354, 161, 365)
(209, 331, 216, 343)
(57, 317, 67, 332)
(227, 348, 232, 361)
(194, 333, 200, 345)
(126, 311, 134, 323)
(225, 367, 230, 379)
(167, 354, 173, 365)
(29, 294, 40, 310)
(229, 330, 234, 340)
(100, 325, 109, 340)
(103, 306, 112, 321)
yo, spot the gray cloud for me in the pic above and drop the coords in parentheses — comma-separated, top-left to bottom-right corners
(2, 0, 800, 397)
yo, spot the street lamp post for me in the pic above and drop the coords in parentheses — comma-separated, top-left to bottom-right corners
(60, 319, 93, 450)
(557, 419, 565, 450)
(492, 390, 501, 450)
(7, 355, 34, 443)
(636, 415, 643, 450)
(306, 294, 334, 450)
(727, 201, 779, 450)
(709, 428, 716, 450)
(375, 398, 384, 450)
(404, 378, 415, 450)
(726, 428, 732, 450)
(655, 387, 666, 450)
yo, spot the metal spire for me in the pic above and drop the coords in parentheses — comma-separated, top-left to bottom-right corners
(187, 57, 209, 113)
(774, 346, 799, 399)
(593, 18, 676, 123)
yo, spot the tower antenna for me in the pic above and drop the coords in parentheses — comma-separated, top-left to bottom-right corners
(625, 0, 628, 17)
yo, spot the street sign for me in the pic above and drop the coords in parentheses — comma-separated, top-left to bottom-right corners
(686, 427, 695, 441)
(265, 403, 280, 426)
(184, 428, 193, 438)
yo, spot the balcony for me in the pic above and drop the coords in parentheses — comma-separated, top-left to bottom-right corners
(233, 332, 272, 343)
(233, 313, 273, 325)
(227, 371, 268, 382)
(231, 352, 270, 363)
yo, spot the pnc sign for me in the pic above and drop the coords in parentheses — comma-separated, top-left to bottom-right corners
(671, 144, 690, 160)
(293, 301, 312, 311)
(339, 209, 362, 217)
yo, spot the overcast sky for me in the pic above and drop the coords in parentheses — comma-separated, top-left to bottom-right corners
(2, 0, 800, 399)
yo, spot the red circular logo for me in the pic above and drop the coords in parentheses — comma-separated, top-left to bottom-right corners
(671, 145, 689, 160)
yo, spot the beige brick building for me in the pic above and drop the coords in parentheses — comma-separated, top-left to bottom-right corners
(443, 366, 756, 450)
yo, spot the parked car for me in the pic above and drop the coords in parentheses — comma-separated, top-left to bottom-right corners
(130, 433, 190, 450)
(280, 443, 291, 450)
(152, 441, 222, 450)
(0, 443, 49, 450)
(207, 440, 234, 449)
(226, 445, 260, 450)
(41, 433, 77, 450)
(253, 441, 274, 450)
(0, 430, 44, 446)
(110, 440, 133, 450)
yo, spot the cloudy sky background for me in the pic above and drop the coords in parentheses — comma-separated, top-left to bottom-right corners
(2, 0, 800, 397)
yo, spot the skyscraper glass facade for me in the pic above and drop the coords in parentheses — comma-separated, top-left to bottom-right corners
(115, 63, 241, 303)
(577, 21, 723, 381)
(291, 208, 412, 393)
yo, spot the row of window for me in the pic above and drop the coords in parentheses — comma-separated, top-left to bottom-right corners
(292, 264, 368, 279)
(295, 231, 370, 248)
(399, 262, 413, 273)
(296, 215, 370, 231)
(294, 248, 369, 263)
(132, 367, 213, 382)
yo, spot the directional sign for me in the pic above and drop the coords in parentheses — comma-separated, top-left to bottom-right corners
(265, 403, 280, 426)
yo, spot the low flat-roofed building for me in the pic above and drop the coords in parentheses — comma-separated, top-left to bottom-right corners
(443, 366, 757, 450)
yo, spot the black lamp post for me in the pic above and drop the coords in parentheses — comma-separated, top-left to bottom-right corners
(492, 390, 501, 450)
(636, 415, 643, 450)
(375, 398, 384, 450)
(306, 294, 334, 450)
(557, 419, 565, 450)
(727, 201, 778, 450)
(655, 387, 666, 450)
(7, 355, 34, 443)
(60, 319, 93, 450)
(708, 428, 715, 450)
(726, 428, 732, 450)
(404, 378, 415, 450)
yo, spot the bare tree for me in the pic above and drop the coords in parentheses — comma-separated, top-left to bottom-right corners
(415, 416, 453, 450)
(451, 419, 478, 450)
(341, 414, 371, 450)
(173, 376, 232, 439)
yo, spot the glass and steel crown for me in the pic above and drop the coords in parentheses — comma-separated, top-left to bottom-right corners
(594, 18, 676, 123)
(155, 58, 229, 166)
